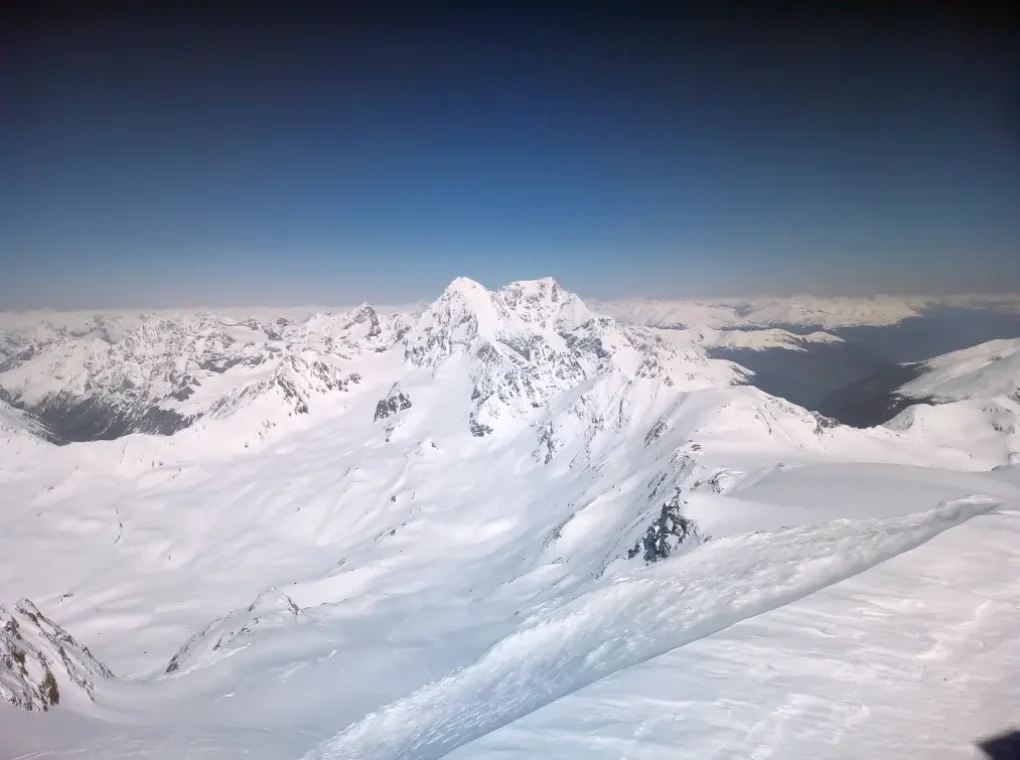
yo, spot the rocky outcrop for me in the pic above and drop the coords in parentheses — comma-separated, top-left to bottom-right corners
(374, 384, 412, 421)
(627, 495, 701, 563)
(469, 416, 494, 438)
(1, 599, 113, 712)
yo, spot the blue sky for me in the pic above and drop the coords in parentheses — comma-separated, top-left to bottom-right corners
(3, 6, 1018, 308)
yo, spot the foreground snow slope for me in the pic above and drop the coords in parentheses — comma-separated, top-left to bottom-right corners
(4, 479, 1016, 759)
(301, 497, 999, 760)
(2, 279, 1020, 759)
(451, 503, 1020, 760)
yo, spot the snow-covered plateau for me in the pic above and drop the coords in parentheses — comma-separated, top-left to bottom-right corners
(1, 278, 1019, 759)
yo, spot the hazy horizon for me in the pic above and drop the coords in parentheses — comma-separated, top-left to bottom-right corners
(3, 274, 1020, 315)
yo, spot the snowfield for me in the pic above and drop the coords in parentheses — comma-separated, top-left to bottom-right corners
(2, 279, 1019, 759)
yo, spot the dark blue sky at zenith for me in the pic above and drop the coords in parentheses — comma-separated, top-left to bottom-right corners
(2, 3, 1018, 308)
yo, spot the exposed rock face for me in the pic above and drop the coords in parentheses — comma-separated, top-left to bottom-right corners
(628, 495, 701, 563)
(1, 599, 113, 712)
(811, 411, 841, 433)
(469, 416, 494, 438)
(374, 384, 413, 421)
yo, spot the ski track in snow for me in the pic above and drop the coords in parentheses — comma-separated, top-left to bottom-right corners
(301, 497, 997, 760)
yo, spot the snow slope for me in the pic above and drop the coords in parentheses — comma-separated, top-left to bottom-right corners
(301, 497, 998, 760)
(899, 338, 1020, 402)
(451, 502, 1020, 760)
(2, 279, 1019, 759)
(0, 400, 51, 440)
(870, 339, 1020, 462)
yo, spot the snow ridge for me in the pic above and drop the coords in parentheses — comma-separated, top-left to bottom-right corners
(163, 589, 302, 676)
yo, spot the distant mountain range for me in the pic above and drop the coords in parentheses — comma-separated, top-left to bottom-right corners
(3, 286, 1020, 444)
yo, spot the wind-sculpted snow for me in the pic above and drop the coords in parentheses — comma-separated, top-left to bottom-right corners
(301, 497, 996, 760)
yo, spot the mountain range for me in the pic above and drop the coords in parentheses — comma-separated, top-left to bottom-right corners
(1, 279, 1019, 759)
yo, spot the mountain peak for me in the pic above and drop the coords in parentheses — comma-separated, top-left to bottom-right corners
(497, 278, 592, 331)
(402, 279, 505, 367)
(442, 277, 490, 300)
(503, 276, 559, 291)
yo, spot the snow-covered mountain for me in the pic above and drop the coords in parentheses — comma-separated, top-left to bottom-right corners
(0, 305, 415, 443)
(1, 599, 113, 712)
(899, 338, 1020, 403)
(883, 340, 1020, 463)
(594, 292, 1020, 331)
(0, 278, 743, 449)
(593, 294, 927, 330)
(2, 279, 1019, 759)
(655, 326, 843, 352)
(817, 338, 1020, 453)
(0, 400, 50, 440)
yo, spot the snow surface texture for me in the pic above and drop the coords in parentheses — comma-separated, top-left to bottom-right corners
(301, 498, 998, 760)
(2, 278, 1020, 759)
